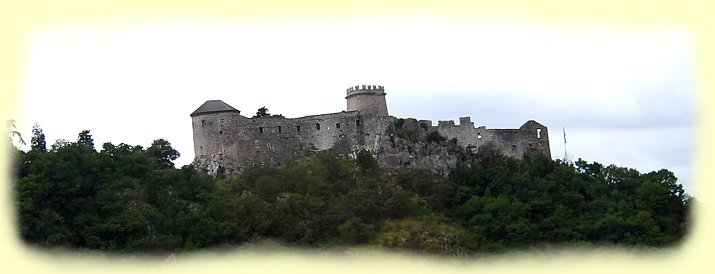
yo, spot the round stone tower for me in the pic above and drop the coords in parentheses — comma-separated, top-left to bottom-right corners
(190, 100, 241, 162)
(345, 84, 389, 116)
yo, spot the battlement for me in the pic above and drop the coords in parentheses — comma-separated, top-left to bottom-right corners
(419, 120, 434, 127)
(437, 117, 475, 128)
(437, 120, 456, 127)
(346, 85, 385, 96)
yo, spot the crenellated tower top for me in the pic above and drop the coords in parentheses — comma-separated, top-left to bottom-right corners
(345, 84, 389, 116)
(346, 85, 385, 95)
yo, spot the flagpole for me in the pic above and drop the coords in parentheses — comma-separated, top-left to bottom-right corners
(563, 127, 567, 161)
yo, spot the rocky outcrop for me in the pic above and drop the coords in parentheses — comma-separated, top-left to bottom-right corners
(375, 118, 469, 177)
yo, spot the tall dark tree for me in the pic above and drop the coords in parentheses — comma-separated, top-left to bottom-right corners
(30, 123, 47, 152)
(77, 130, 95, 151)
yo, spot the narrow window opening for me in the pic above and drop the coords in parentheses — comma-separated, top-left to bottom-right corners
(356, 119, 361, 126)
(259, 127, 263, 133)
(201, 120, 206, 127)
(278, 126, 282, 133)
(316, 123, 321, 130)
(219, 130, 223, 135)
(477, 133, 482, 139)
(536, 128, 542, 139)
(297, 125, 301, 132)
(336, 123, 341, 129)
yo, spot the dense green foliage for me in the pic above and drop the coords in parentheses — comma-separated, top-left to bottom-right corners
(255, 106, 270, 118)
(10, 128, 692, 255)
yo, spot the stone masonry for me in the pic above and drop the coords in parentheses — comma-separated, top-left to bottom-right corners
(190, 85, 551, 177)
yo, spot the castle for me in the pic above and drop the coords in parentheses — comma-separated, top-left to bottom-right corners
(190, 85, 551, 177)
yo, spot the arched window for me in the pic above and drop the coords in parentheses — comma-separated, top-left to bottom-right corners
(316, 123, 321, 130)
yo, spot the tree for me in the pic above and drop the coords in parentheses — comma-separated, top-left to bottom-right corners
(51, 139, 70, 151)
(6, 119, 26, 147)
(356, 149, 379, 172)
(77, 130, 95, 151)
(255, 106, 270, 117)
(146, 139, 181, 169)
(30, 123, 47, 152)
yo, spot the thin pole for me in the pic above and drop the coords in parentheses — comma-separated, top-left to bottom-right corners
(563, 127, 567, 161)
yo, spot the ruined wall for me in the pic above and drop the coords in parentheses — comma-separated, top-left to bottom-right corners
(489, 120, 551, 159)
(430, 117, 550, 159)
(191, 85, 551, 177)
(192, 108, 393, 176)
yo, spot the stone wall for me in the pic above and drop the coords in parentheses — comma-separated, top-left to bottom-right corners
(431, 117, 550, 159)
(191, 108, 394, 177)
(191, 85, 551, 178)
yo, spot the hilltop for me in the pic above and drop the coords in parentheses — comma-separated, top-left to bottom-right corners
(10, 128, 691, 255)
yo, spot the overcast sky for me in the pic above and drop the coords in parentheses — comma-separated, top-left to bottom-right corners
(16, 19, 696, 193)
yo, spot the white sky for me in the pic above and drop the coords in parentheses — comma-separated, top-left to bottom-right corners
(16, 19, 696, 193)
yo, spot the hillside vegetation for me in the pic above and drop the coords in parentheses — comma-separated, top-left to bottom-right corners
(10, 128, 692, 255)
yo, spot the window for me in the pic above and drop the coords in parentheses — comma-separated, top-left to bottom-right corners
(259, 127, 263, 133)
(278, 126, 282, 133)
(336, 123, 341, 129)
(356, 119, 361, 126)
(536, 128, 542, 139)
(219, 130, 223, 135)
(477, 133, 482, 139)
(297, 125, 301, 132)
(316, 123, 321, 130)
(201, 120, 206, 126)
(219, 118, 225, 124)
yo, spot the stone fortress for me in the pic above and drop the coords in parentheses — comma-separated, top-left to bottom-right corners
(191, 85, 551, 177)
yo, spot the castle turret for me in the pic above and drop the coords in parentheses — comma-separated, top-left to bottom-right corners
(190, 100, 242, 163)
(345, 84, 389, 116)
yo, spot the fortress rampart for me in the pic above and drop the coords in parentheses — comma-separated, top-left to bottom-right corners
(191, 85, 550, 176)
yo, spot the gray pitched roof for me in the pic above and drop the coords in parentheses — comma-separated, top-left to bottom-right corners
(190, 100, 240, 117)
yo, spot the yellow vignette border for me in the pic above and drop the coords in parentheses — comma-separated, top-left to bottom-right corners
(0, 0, 712, 273)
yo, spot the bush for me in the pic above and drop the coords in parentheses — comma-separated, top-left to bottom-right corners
(426, 131, 447, 143)
(356, 149, 378, 171)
